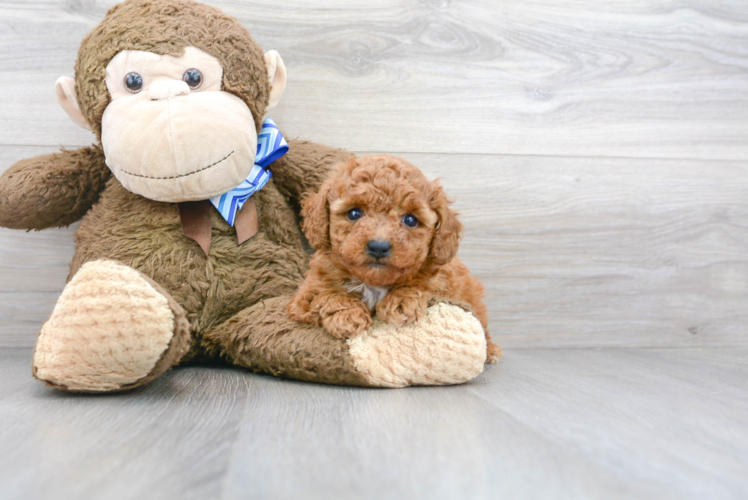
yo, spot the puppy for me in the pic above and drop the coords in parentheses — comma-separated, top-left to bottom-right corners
(288, 155, 502, 363)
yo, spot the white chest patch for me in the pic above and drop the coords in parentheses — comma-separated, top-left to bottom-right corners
(345, 279, 389, 310)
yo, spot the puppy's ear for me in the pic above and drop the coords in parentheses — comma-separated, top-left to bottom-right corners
(428, 181, 463, 266)
(302, 180, 333, 249)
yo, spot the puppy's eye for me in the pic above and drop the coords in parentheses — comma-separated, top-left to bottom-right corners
(347, 208, 363, 221)
(402, 214, 419, 228)
(183, 69, 203, 89)
(124, 72, 144, 93)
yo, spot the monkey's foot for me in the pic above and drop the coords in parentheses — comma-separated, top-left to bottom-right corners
(346, 301, 487, 387)
(33, 259, 191, 392)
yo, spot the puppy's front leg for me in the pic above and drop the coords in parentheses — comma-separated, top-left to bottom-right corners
(376, 286, 430, 327)
(314, 291, 373, 339)
(289, 284, 371, 339)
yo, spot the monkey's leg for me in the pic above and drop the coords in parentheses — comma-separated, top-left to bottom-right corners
(32, 260, 191, 392)
(205, 296, 488, 388)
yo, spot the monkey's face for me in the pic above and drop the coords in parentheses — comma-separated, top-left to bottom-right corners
(100, 47, 259, 202)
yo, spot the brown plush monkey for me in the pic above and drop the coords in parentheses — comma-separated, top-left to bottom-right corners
(0, 0, 489, 392)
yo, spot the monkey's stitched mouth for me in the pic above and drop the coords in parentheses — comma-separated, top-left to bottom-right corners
(119, 150, 235, 180)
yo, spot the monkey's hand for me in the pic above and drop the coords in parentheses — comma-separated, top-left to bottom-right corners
(0, 145, 110, 230)
(269, 138, 354, 205)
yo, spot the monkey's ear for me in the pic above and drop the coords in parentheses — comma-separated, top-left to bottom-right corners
(55, 77, 91, 131)
(264, 50, 287, 112)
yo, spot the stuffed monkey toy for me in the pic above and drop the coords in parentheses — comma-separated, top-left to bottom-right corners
(0, 0, 488, 392)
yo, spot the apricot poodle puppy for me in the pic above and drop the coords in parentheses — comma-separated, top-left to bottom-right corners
(288, 155, 502, 363)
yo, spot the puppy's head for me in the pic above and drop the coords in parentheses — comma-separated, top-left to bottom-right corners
(302, 155, 462, 287)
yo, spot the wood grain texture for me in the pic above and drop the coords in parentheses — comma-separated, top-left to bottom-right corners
(0, 349, 252, 500)
(1, 347, 746, 500)
(0, 0, 747, 159)
(467, 347, 748, 500)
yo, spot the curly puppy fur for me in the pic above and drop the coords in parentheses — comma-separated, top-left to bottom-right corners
(288, 155, 502, 363)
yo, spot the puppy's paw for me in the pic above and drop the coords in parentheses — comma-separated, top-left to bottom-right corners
(287, 293, 313, 323)
(377, 292, 428, 327)
(486, 342, 503, 364)
(322, 306, 373, 339)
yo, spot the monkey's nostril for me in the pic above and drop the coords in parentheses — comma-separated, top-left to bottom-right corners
(367, 240, 392, 259)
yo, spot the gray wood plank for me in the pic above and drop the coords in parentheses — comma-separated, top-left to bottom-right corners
(2, 146, 746, 349)
(0, 292, 61, 345)
(0, 348, 252, 500)
(467, 348, 748, 500)
(0, 0, 747, 159)
(221, 370, 636, 500)
(224, 347, 748, 500)
(3, 348, 745, 500)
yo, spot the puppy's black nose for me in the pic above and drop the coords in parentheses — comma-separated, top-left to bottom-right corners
(367, 240, 392, 259)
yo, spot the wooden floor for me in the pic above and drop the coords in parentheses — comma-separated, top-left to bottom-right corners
(1, 347, 747, 499)
(1, 0, 747, 498)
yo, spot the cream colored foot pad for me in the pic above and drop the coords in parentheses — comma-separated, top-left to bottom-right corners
(347, 302, 487, 388)
(33, 260, 175, 391)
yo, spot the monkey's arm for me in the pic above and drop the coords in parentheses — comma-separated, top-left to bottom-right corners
(0, 146, 111, 230)
(270, 139, 354, 204)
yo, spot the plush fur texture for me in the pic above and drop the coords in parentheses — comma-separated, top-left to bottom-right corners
(288, 155, 502, 363)
(0, 146, 110, 230)
(32, 259, 191, 392)
(76, 0, 270, 138)
(347, 300, 488, 387)
(0, 0, 492, 391)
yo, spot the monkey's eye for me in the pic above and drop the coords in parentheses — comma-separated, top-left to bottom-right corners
(124, 72, 143, 93)
(183, 69, 203, 89)
(402, 214, 419, 228)
(347, 208, 363, 221)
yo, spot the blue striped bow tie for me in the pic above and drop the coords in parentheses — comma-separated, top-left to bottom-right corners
(210, 118, 289, 226)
